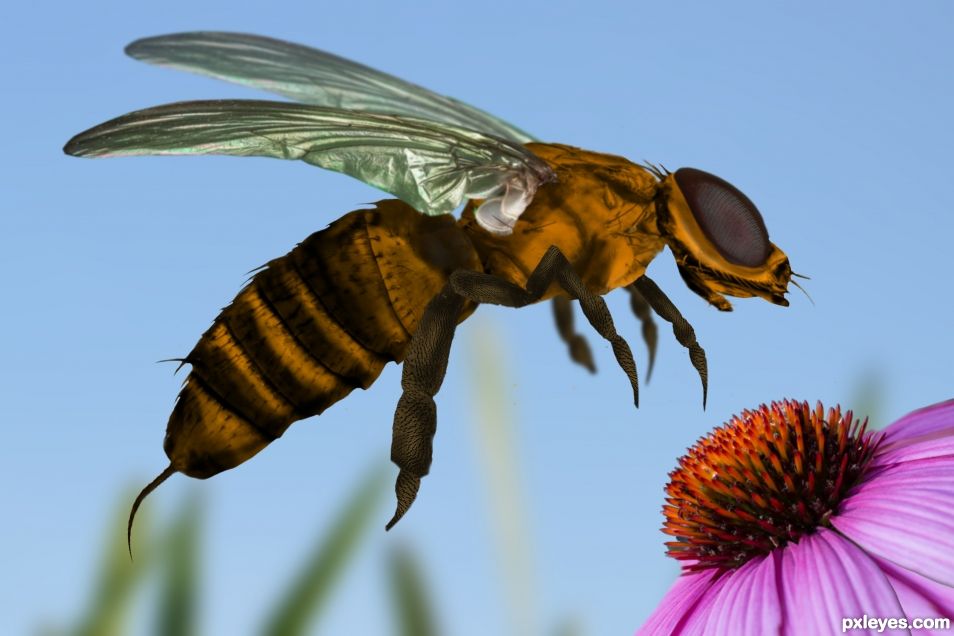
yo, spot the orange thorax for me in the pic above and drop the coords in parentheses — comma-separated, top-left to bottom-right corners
(460, 143, 666, 298)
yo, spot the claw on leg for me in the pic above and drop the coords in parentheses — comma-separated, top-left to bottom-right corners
(552, 296, 596, 373)
(386, 469, 422, 531)
(387, 286, 463, 530)
(632, 276, 708, 408)
(543, 249, 639, 407)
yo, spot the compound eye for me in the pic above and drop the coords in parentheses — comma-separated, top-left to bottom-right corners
(674, 168, 771, 267)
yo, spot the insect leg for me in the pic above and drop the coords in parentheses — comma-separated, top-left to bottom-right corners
(625, 284, 658, 382)
(551, 297, 596, 373)
(451, 245, 639, 407)
(632, 276, 708, 408)
(387, 283, 466, 530)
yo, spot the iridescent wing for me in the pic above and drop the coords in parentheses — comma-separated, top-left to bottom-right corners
(125, 32, 536, 144)
(64, 100, 554, 234)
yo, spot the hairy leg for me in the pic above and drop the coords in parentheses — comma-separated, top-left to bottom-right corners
(631, 276, 708, 408)
(625, 284, 659, 382)
(386, 246, 639, 529)
(451, 246, 638, 406)
(551, 296, 596, 373)
(387, 284, 465, 530)
(554, 286, 660, 382)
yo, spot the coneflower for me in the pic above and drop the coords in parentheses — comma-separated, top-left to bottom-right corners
(639, 399, 954, 635)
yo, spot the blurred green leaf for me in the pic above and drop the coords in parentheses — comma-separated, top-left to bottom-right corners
(71, 490, 152, 636)
(851, 368, 884, 430)
(156, 492, 201, 636)
(467, 320, 539, 636)
(551, 617, 583, 636)
(387, 545, 439, 636)
(260, 464, 388, 636)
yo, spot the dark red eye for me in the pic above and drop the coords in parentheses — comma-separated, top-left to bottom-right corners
(674, 168, 771, 267)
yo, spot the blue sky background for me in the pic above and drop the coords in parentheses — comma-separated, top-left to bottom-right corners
(3, 2, 954, 634)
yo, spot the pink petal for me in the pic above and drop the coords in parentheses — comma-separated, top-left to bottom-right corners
(677, 553, 782, 636)
(875, 400, 954, 466)
(778, 529, 906, 635)
(833, 458, 954, 587)
(875, 555, 954, 633)
(637, 567, 720, 636)
(883, 400, 954, 440)
(671, 573, 732, 636)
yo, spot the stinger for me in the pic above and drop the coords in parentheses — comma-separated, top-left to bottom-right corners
(127, 464, 176, 559)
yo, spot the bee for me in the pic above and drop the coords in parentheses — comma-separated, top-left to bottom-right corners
(63, 32, 794, 547)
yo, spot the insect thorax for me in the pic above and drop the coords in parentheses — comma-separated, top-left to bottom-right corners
(460, 143, 665, 298)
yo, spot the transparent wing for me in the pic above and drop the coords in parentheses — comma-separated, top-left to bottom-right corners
(125, 32, 536, 144)
(63, 100, 554, 233)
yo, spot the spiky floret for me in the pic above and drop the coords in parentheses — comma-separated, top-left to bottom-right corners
(663, 399, 880, 571)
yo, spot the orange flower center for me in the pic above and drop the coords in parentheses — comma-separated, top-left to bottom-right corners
(663, 399, 879, 571)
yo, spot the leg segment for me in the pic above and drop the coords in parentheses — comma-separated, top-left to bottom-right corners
(551, 296, 596, 373)
(632, 276, 708, 408)
(387, 246, 639, 529)
(451, 246, 638, 406)
(387, 284, 465, 530)
(625, 284, 658, 382)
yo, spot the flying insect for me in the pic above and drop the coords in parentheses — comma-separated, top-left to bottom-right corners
(63, 33, 794, 548)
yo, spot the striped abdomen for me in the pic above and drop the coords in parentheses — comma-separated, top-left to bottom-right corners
(164, 200, 481, 479)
